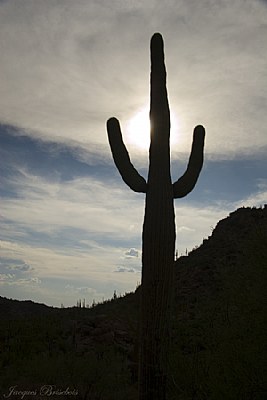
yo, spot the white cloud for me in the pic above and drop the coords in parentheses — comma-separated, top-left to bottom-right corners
(175, 203, 229, 254)
(114, 266, 138, 274)
(1, 168, 144, 239)
(235, 179, 267, 208)
(125, 248, 139, 258)
(65, 284, 103, 298)
(0, 273, 15, 282)
(177, 226, 195, 233)
(0, 274, 41, 287)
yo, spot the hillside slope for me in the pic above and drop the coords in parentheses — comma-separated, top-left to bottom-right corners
(174, 205, 267, 315)
(169, 206, 267, 399)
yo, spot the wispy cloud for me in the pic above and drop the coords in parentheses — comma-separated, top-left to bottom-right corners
(235, 179, 267, 208)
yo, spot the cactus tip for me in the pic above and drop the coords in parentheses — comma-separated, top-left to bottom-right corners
(107, 117, 119, 129)
(194, 124, 205, 133)
(151, 32, 163, 47)
(152, 32, 163, 40)
(193, 125, 206, 140)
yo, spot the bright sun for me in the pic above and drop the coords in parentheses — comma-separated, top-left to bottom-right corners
(126, 106, 179, 150)
(126, 107, 150, 149)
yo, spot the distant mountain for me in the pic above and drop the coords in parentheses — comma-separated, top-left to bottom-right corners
(0, 296, 57, 320)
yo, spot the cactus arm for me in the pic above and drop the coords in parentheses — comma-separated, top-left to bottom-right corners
(107, 117, 147, 193)
(173, 124, 205, 198)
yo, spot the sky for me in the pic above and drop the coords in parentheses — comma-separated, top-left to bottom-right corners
(0, 0, 266, 307)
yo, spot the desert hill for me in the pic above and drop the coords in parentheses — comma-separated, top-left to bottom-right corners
(0, 296, 56, 320)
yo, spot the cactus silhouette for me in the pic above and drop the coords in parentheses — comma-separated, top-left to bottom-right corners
(107, 33, 205, 400)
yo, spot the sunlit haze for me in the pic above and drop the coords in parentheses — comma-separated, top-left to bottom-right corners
(126, 106, 180, 150)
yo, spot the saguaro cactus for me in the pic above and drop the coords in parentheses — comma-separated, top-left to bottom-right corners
(107, 33, 205, 400)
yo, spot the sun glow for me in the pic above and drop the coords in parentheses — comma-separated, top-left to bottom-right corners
(126, 107, 150, 150)
(126, 106, 179, 150)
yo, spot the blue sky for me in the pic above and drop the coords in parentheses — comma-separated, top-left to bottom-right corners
(0, 0, 266, 307)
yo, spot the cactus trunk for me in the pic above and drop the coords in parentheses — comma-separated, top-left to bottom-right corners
(107, 32, 205, 400)
(139, 34, 175, 400)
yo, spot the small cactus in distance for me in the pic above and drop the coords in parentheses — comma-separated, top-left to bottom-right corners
(107, 33, 205, 400)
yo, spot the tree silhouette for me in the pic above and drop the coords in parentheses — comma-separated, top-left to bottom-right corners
(107, 33, 205, 400)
